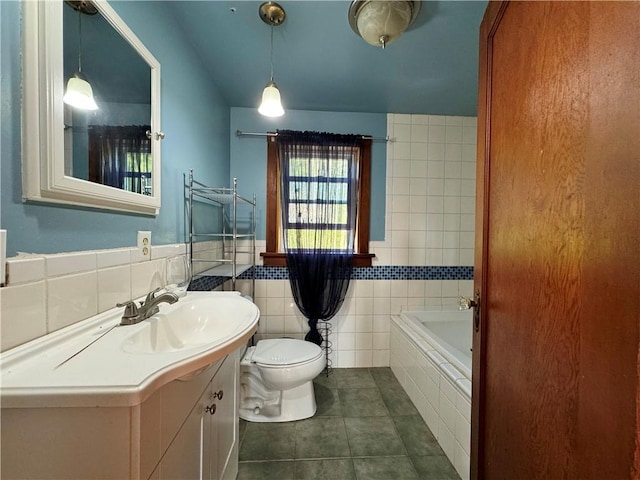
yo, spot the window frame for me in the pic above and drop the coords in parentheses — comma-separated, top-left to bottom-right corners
(261, 134, 374, 267)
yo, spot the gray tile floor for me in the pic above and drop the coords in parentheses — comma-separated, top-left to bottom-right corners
(237, 367, 460, 480)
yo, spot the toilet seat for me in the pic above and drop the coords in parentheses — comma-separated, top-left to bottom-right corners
(250, 338, 323, 367)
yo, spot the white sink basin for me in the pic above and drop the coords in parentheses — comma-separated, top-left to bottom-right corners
(0, 291, 260, 408)
(122, 294, 258, 354)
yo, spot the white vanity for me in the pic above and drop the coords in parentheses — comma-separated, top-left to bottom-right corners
(0, 291, 259, 480)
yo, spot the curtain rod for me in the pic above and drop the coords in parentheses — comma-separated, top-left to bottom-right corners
(235, 130, 390, 142)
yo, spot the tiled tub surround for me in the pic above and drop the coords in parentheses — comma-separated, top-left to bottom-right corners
(390, 315, 472, 480)
(0, 243, 187, 352)
(385, 114, 476, 268)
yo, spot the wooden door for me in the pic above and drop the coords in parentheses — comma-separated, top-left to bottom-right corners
(472, 2, 640, 479)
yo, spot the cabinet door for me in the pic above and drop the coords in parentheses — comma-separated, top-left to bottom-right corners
(157, 391, 208, 480)
(155, 351, 239, 480)
(207, 352, 239, 480)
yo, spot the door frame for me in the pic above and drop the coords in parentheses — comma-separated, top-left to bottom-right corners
(470, 2, 509, 479)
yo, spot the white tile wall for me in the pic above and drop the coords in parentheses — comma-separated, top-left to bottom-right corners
(248, 114, 476, 368)
(0, 282, 47, 351)
(98, 266, 132, 313)
(5, 256, 45, 285)
(386, 114, 476, 268)
(46, 251, 97, 277)
(250, 277, 391, 368)
(0, 244, 188, 352)
(191, 240, 225, 275)
(47, 271, 98, 332)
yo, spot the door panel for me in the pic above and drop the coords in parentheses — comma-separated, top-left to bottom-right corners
(472, 2, 640, 478)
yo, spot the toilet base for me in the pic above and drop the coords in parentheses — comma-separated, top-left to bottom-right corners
(239, 371, 317, 423)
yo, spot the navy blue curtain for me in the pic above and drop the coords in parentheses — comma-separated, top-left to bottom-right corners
(89, 125, 150, 193)
(277, 130, 364, 345)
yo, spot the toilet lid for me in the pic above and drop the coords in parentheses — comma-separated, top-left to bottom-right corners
(252, 338, 322, 366)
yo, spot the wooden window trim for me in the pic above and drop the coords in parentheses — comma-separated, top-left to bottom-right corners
(262, 135, 374, 267)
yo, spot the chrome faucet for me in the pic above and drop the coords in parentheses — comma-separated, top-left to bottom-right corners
(117, 288, 179, 326)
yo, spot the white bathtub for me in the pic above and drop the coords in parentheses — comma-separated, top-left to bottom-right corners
(390, 306, 472, 480)
(398, 307, 472, 381)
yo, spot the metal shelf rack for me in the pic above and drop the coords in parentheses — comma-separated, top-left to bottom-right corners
(188, 169, 256, 296)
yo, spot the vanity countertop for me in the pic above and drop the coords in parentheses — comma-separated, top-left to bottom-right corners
(0, 291, 259, 409)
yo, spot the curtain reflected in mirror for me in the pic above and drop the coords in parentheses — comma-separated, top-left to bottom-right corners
(63, 0, 152, 195)
(88, 125, 152, 195)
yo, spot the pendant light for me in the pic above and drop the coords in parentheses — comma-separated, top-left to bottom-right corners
(63, 1, 99, 110)
(348, 0, 421, 49)
(258, 2, 285, 117)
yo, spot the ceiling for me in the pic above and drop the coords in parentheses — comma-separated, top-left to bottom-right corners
(168, 1, 488, 116)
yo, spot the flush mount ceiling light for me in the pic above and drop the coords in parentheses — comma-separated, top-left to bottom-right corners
(348, 0, 421, 49)
(258, 1, 285, 117)
(63, 0, 99, 110)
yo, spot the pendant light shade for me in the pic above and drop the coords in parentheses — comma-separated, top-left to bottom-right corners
(63, 73, 99, 110)
(348, 0, 421, 48)
(64, 1, 99, 110)
(258, 2, 285, 117)
(259, 81, 284, 117)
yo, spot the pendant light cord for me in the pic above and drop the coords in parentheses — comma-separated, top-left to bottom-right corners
(77, 9, 83, 72)
(269, 26, 274, 82)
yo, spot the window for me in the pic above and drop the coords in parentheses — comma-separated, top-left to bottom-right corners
(124, 152, 153, 195)
(262, 134, 374, 267)
(285, 153, 351, 250)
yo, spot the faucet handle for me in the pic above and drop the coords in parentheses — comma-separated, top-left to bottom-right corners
(143, 288, 162, 305)
(116, 300, 139, 318)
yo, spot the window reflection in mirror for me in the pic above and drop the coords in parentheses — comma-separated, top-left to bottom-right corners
(63, 1, 152, 195)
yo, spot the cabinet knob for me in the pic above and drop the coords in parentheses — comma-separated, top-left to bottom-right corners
(212, 390, 224, 400)
(205, 404, 217, 415)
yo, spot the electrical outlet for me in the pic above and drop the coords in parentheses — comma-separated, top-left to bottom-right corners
(137, 231, 151, 260)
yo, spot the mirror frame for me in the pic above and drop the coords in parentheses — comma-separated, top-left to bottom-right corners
(22, 0, 162, 215)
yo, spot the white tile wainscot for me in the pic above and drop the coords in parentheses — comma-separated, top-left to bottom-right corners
(390, 317, 471, 480)
(1, 243, 188, 352)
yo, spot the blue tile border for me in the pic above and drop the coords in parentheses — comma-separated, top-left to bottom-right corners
(189, 275, 225, 291)
(350, 265, 474, 280)
(190, 265, 473, 290)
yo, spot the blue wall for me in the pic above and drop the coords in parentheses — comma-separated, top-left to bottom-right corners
(229, 107, 387, 241)
(0, 1, 230, 257)
(0, 3, 388, 257)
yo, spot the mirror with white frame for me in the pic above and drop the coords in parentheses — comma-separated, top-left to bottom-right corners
(22, 0, 162, 215)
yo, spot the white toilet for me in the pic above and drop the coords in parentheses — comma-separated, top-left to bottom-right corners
(239, 338, 326, 422)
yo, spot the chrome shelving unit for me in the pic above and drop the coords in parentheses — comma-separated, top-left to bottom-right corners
(189, 170, 256, 296)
